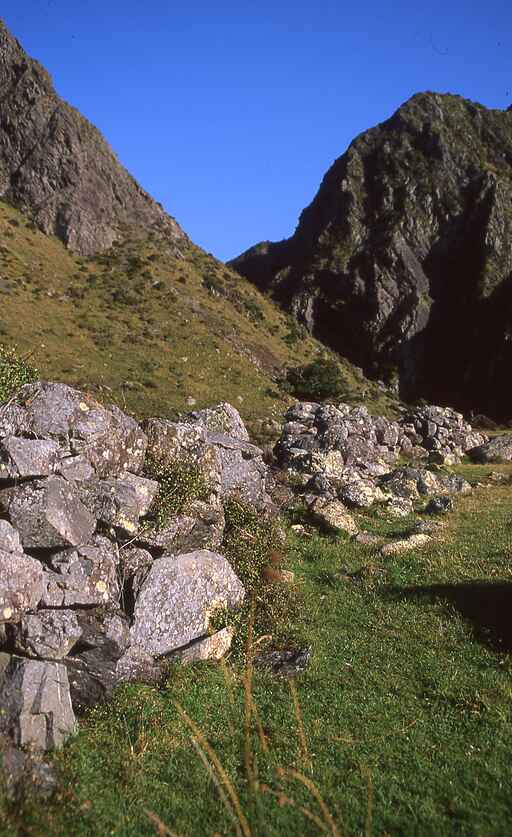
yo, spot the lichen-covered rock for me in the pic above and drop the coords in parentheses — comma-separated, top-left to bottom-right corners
(0, 656, 76, 750)
(64, 610, 130, 710)
(0, 437, 60, 479)
(41, 536, 119, 607)
(469, 435, 512, 463)
(308, 497, 358, 536)
(0, 520, 23, 554)
(1, 476, 96, 549)
(12, 611, 82, 660)
(186, 403, 250, 441)
(206, 433, 273, 511)
(170, 627, 234, 664)
(140, 500, 225, 554)
(425, 496, 454, 515)
(78, 474, 158, 535)
(381, 534, 433, 556)
(130, 550, 245, 656)
(0, 549, 43, 622)
(0, 382, 147, 478)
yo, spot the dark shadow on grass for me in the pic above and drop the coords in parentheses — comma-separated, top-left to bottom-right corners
(384, 581, 512, 651)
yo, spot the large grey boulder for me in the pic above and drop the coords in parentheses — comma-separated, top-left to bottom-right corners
(41, 536, 120, 608)
(0, 382, 147, 478)
(130, 550, 245, 656)
(12, 611, 82, 660)
(1, 476, 96, 549)
(469, 435, 512, 463)
(0, 548, 43, 622)
(0, 656, 76, 750)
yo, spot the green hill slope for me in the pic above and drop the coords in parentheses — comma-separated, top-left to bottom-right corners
(0, 200, 398, 432)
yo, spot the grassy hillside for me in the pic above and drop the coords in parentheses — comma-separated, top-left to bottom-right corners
(3, 461, 512, 835)
(0, 201, 398, 434)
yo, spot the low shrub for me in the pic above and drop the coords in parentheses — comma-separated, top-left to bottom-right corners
(282, 357, 347, 401)
(0, 344, 37, 403)
(145, 455, 210, 525)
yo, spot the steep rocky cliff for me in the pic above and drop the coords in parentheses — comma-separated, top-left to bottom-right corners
(0, 20, 185, 254)
(231, 93, 512, 418)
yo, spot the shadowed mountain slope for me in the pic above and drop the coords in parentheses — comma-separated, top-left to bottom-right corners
(231, 93, 512, 419)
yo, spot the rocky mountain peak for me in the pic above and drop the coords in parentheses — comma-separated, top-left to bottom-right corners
(231, 92, 512, 418)
(0, 19, 186, 255)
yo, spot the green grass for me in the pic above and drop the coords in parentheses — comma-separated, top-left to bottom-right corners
(4, 467, 512, 835)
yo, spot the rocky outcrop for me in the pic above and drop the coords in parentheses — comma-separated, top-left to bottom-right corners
(277, 400, 476, 519)
(0, 20, 185, 254)
(469, 435, 512, 463)
(232, 93, 512, 419)
(0, 382, 270, 760)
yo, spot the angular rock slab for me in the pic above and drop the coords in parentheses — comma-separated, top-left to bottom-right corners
(308, 497, 358, 536)
(41, 536, 120, 607)
(0, 381, 147, 478)
(2, 476, 96, 549)
(186, 402, 250, 441)
(0, 656, 76, 750)
(0, 549, 43, 622)
(0, 437, 60, 479)
(207, 433, 273, 511)
(78, 473, 158, 535)
(130, 550, 245, 656)
(140, 501, 225, 554)
(13, 611, 82, 660)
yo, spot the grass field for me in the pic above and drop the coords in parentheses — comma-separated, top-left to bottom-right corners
(3, 462, 512, 836)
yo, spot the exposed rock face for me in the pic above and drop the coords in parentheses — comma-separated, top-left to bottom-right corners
(0, 20, 185, 255)
(232, 93, 512, 419)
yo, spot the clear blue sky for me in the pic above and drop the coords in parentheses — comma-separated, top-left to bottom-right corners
(2, 2, 511, 260)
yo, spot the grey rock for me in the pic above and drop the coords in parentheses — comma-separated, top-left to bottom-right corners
(0, 549, 43, 622)
(0, 382, 147, 478)
(0, 437, 60, 479)
(118, 546, 154, 598)
(207, 432, 273, 510)
(469, 435, 512, 463)
(141, 501, 225, 554)
(78, 473, 158, 535)
(170, 627, 234, 664)
(254, 646, 311, 678)
(425, 495, 454, 515)
(130, 550, 245, 656)
(0, 520, 23, 554)
(13, 611, 82, 660)
(41, 535, 119, 608)
(308, 497, 358, 536)
(186, 402, 250, 441)
(2, 476, 96, 549)
(115, 646, 167, 686)
(0, 656, 76, 750)
(65, 609, 130, 709)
